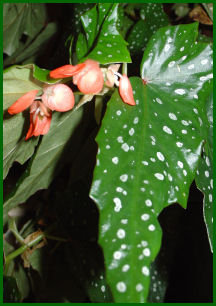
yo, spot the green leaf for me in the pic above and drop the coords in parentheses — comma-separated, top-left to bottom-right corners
(90, 23, 212, 302)
(76, 32, 88, 61)
(197, 31, 213, 45)
(147, 259, 168, 303)
(72, 3, 95, 35)
(4, 239, 30, 302)
(3, 65, 42, 179)
(3, 3, 47, 56)
(32, 64, 60, 84)
(77, 3, 131, 64)
(28, 248, 44, 278)
(127, 20, 148, 55)
(14, 22, 58, 65)
(127, 3, 170, 55)
(3, 107, 84, 226)
(195, 92, 213, 252)
(3, 276, 21, 302)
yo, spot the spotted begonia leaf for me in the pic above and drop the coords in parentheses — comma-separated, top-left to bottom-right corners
(127, 3, 170, 55)
(72, 3, 95, 35)
(116, 5, 134, 39)
(76, 3, 131, 64)
(195, 92, 213, 252)
(147, 259, 168, 303)
(90, 22, 212, 302)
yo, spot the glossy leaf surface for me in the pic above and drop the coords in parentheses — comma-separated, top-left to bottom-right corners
(127, 3, 169, 55)
(90, 22, 212, 302)
(76, 4, 131, 64)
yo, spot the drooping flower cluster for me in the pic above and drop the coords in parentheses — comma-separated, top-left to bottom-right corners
(8, 59, 135, 140)
(8, 84, 74, 140)
(50, 59, 136, 105)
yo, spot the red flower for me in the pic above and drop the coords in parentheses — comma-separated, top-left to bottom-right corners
(8, 84, 74, 140)
(119, 74, 136, 106)
(50, 63, 85, 79)
(25, 101, 52, 140)
(50, 60, 104, 94)
(8, 90, 39, 115)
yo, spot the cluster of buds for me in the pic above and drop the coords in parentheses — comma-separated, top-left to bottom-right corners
(8, 59, 135, 140)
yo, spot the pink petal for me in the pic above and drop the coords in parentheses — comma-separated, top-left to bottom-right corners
(41, 115, 52, 135)
(42, 84, 75, 112)
(76, 61, 104, 94)
(50, 63, 85, 79)
(25, 113, 52, 140)
(8, 90, 39, 114)
(33, 115, 52, 137)
(25, 118, 34, 140)
(73, 59, 102, 90)
(105, 70, 115, 88)
(119, 75, 136, 106)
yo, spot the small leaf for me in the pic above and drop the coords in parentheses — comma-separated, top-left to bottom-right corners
(32, 64, 60, 84)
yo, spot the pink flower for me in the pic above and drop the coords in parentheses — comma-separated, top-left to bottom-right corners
(50, 63, 85, 79)
(50, 60, 104, 94)
(8, 90, 39, 115)
(50, 60, 136, 106)
(8, 84, 74, 140)
(106, 66, 136, 106)
(119, 74, 136, 106)
(25, 101, 52, 140)
(41, 84, 74, 112)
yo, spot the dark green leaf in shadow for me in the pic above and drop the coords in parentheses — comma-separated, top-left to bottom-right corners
(195, 92, 213, 252)
(3, 276, 21, 302)
(3, 107, 84, 226)
(3, 3, 47, 56)
(127, 3, 170, 55)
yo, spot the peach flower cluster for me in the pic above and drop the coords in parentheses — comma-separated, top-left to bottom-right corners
(8, 59, 135, 139)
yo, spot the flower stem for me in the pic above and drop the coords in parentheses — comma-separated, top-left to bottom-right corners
(4, 232, 44, 275)
(9, 219, 25, 245)
(122, 63, 127, 76)
(4, 222, 68, 275)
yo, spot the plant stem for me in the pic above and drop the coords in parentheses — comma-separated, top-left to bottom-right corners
(4, 232, 44, 275)
(9, 219, 25, 245)
(122, 63, 127, 75)
(4, 224, 69, 276)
